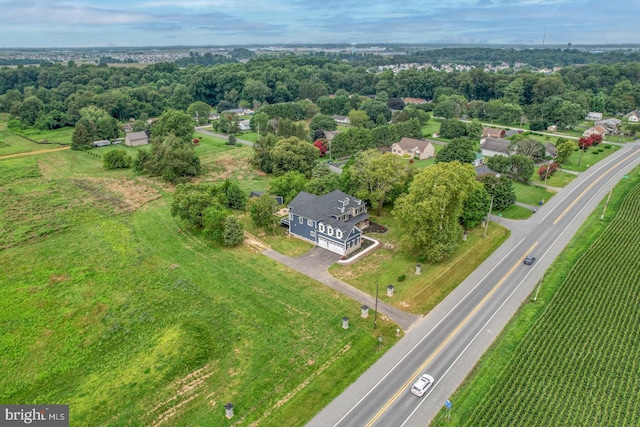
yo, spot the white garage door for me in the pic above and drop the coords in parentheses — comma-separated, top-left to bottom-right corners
(318, 237, 343, 255)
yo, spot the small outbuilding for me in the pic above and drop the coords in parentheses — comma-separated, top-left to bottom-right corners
(125, 131, 149, 147)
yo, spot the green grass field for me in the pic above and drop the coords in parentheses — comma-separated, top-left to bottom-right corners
(432, 166, 640, 427)
(512, 181, 556, 206)
(562, 144, 619, 172)
(529, 169, 577, 188)
(0, 152, 397, 426)
(494, 203, 534, 219)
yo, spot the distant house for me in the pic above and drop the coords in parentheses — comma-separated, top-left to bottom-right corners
(585, 112, 603, 121)
(582, 125, 607, 138)
(475, 164, 496, 177)
(545, 142, 558, 158)
(333, 115, 350, 125)
(624, 110, 639, 123)
(483, 127, 506, 138)
(390, 137, 435, 160)
(223, 108, 246, 115)
(209, 113, 220, 121)
(238, 119, 251, 131)
(122, 123, 133, 133)
(505, 129, 522, 137)
(596, 118, 621, 134)
(403, 97, 428, 104)
(324, 130, 339, 143)
(546, 125, 558, 133)
(125, 131, 149, 147)
(285, 190, 369, 256)
(92, 140, 111, 147)
(480, 137, 511, 157)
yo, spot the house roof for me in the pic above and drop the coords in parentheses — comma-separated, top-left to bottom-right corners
(394, 137, 433, 153)
(623, 110, 639, 119)
(403, 97, 427, 104)
(332, 115, 349, 122)
(586, 112, 603, 120)
(127, 131, 148, 141)
(483, 127, 505, 136)
(324, 130, 339, 141)
(480, 137, 510, 153)
(288, 190, 369, 239)
(596, 118, 621, 127)
(594, 125, 607, 134)
(505, 129, 520, 137)
(475, 164, 495, 177)
(545, 142, 557, 155)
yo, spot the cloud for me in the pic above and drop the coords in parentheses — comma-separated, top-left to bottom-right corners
(0, 0, 636, 47)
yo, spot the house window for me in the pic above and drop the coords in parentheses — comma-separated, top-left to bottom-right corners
(319, 224, 325, 233)
(310, 231, 316, 237)
(327, 226, 333, 236)
(336, 230, 343, 239)
(299, 217, 303, 224)
(307, 219, 313, 226)
(289, 213, 293, 220)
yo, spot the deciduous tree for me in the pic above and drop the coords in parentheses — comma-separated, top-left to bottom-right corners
(249, 194, 279, 232)
(393, 162, 477, 262)
(151, 108, 195, 145)
(270, 137, 319, 176)
(435, 138, 476, 164)
(345, 150, 413, 215)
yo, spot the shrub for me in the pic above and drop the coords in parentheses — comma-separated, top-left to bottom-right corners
(398, 275, 406, 282)
(103, 149, 132, 169)
(227, 134, 237, 145)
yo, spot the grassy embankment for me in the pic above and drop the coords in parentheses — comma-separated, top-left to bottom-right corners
(431, 165, 640, 427)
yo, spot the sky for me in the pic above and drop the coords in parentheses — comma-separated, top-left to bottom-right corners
(0, 0, 637, 48)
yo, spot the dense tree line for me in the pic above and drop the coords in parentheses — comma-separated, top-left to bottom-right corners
(1, 55, 639, 135)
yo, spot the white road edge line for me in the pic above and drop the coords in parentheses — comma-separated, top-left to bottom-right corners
(333, 236, 527, 427)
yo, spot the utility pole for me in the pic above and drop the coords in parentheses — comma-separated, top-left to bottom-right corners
(484, 195, 494, 237)
(373, 281, 379, 330)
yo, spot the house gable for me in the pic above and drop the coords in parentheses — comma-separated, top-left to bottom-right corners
(482, 127, 505, 138)
(125, 131, 149, 147)
(391, 137, 435, 160)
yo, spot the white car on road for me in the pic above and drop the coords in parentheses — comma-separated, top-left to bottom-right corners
(410, 374, 434, 397)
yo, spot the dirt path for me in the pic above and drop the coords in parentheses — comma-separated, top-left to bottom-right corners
(0, 146, 70, 160)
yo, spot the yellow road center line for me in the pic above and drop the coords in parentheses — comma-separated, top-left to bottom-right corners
(365, 242, 538, 427)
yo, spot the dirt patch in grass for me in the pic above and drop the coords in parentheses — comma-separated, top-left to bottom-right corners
(200, 153, 266, 182)
(76, 178, 163, 213)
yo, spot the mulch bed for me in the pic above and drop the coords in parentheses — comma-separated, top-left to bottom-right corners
(365, 221, 388, 234)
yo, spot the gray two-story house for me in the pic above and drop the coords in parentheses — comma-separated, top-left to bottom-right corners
(287, 190, 369, 256)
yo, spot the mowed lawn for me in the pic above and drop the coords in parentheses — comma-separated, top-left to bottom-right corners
(0, 150, 396, 426)
(431, 167, 640, 427)
(330, 208, 510, 314)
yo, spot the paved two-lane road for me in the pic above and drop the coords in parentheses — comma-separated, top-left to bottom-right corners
(308, 141, 640, 427)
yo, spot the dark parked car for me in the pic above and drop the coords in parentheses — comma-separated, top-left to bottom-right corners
(524, 256, 536, 265)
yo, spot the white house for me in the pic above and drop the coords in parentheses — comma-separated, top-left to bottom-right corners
(332, 115, 350, 125)
(585, 112, 603, 121)
(390, 137, 435, 160)
(238, 119, 251, 131)
(480, 137, 511, 157)
(624, 110, 639, 123)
